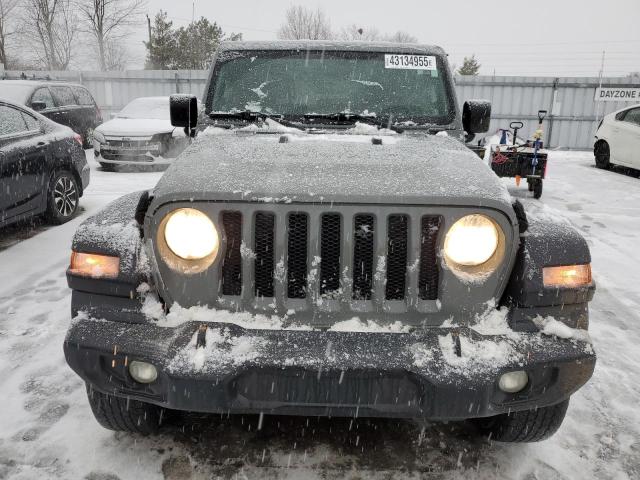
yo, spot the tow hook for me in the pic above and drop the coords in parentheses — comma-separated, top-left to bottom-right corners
(196, 324, 208, 348)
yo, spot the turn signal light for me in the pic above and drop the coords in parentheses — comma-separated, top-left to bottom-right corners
(543, 264, 592, 288)
(69, 252, 119, 278)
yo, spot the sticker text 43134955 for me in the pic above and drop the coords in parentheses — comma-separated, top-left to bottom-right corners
(384, 54, 436, 70)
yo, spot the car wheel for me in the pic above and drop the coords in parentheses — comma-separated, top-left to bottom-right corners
(85, 384, 163, 435)
(594, 141, 610, 169)
(100, 162, 116, 172)
(533, 179, 543, 199)
(82, 128, 94, 149)
(46, 171, 79, 224)
(473, 399, 569, 443)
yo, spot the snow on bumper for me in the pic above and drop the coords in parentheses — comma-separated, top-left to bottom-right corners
(64, 315, 595, 420)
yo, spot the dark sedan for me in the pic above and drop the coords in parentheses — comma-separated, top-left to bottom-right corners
(0, 98, 90, 228)
(0, 80, 102, 148)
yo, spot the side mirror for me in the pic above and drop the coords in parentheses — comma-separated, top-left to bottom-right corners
(462, 100, 491, 134)
(170, 94, 198, 132)
(31, 101, 47, 112)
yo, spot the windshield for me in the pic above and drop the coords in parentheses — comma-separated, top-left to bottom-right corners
(0, 84, 34, 104)
(118, 97, 169, 120)
(208, 50, 455, 125)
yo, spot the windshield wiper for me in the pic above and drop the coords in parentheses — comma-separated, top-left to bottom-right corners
(300, 113, 405, 133)
(208, 110, 307, 131)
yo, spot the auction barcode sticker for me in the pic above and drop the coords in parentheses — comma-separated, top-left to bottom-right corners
(384, 54, 436, 70)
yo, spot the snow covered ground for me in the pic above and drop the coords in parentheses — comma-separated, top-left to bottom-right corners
(0, 151, 639, 479)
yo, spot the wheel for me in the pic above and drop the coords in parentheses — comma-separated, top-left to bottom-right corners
(527, 179, 534, 191)
(474, 399, 569, 443)
(100, 162, 116, 172)
(533, 179, 543, 199)
(82, 128, 94, 149)
(46, 171, 79, 224)
(85, 384, 162, 435)
(594, 141, 610, 169)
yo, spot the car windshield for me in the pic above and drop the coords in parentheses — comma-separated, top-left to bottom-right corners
(117, 97, 169, 120)
(0, 84, 34, 104)
(208, 50, 455, 125)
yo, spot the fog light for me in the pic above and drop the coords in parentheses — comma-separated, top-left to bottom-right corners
(498, 370, 528, 393)
(129, 361, 158, 384)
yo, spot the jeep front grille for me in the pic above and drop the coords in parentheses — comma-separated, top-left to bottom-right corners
(218, 208, 442, 307)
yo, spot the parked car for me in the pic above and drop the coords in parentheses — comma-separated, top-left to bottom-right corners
(594, 103, 640, 170)
(93, 96, 190, 171)
(0, 98, 89, 228)
(0, 80, 102, 148)
(64, 41, 595, 443)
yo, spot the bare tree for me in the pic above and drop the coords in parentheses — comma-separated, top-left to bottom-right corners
(277, 5, 332, 40)
(23, 0, 78, 69)
(0, 0, 20, 68)
(339, 25, 418, 43)
(77, 0, 145, 71)
(339, 24, 382, 41)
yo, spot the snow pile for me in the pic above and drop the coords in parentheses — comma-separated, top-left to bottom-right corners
(168, 327, 266, 373)
(437, 333, 520, 372)
(534, 316, 591, 342)
(329, 318, 411, 333)
(349, 121, 398, 136)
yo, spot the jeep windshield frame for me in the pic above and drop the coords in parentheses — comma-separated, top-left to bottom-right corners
(204, 49, 458, 128)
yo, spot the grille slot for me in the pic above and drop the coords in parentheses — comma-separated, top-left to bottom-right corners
(419, 216, 442, 300)
(353, 214, 374, 300)
(386, 215, 408, 300)
(287, 213, 308, 298)
(254, 212, 275, 297)
(221, 211, 242, 296)
(320, 214, 341, 294)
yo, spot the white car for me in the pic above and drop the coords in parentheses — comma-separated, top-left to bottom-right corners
(594, 104, 640, 170)
(93, 96, 190, 171)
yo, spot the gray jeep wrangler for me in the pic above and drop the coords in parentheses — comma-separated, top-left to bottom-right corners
(64, 41, 596, 442)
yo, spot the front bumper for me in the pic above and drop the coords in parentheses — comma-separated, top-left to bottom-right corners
(64, 315, 595, 420)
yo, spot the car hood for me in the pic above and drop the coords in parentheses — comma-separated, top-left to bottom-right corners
(96, 118, 174, 137)
(151, 128, 514, 215)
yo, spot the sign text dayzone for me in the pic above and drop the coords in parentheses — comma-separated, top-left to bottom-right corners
(384, 54, 436, 70)
(594, 87, 640, 102)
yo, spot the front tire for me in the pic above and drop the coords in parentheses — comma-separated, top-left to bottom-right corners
(594, 141, 610, 169)
(46, 171, 79, 224)
(533, 179, 543, 199)
(474, 399, 569, 442)
(85, 384, 162, 435)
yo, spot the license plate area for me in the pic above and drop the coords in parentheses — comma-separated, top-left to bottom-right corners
(232, 368, 422, 407)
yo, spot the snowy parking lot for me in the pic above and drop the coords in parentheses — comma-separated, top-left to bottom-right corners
(0, 150, 639, 480)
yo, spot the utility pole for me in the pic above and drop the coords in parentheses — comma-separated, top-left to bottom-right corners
(595, 50, 605, 129)
(146, 14, 153, 67)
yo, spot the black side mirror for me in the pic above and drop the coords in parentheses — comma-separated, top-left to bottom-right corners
(170, 94, 198, 132)
(462, 100, 491, 134)
(31, 101, 47, 112)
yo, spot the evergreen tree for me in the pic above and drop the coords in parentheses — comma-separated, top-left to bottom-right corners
(144, 11, 177, 69)
(457, 55, 481, 76)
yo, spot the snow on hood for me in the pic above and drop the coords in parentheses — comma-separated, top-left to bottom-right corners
(96, 118, 175, 137)
(152, 130, 513, 212)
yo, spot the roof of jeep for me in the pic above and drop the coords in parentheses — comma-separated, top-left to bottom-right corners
(217, 40, 447, 56)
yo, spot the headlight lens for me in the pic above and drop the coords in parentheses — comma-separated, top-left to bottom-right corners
(444, 215, 499, 266)
(164, 208, 219, 260)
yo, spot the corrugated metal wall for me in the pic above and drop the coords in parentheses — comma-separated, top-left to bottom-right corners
(3, 70, 639, 149)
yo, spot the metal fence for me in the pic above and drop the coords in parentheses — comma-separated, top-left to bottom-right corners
(2, 70, 639, 149)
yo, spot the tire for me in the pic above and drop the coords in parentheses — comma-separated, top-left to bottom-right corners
(85, 384, 162, 435)
(46, 171, 79, 224)
(100, 162, 116, 172)
(527, 179, 534, 191)
(533, 179, 543, 199)
(82, 128, 94, 149)
(594, 141, 610, 169)
(474, 399, 569, 443)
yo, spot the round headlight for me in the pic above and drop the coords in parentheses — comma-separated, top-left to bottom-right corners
(164, 208, 219, 260)
(444, 214, 499, 267)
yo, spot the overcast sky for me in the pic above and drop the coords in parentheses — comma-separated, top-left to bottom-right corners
(130, 0, 640, 77)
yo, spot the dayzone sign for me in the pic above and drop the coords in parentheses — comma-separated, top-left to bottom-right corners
(594, 87, 640, 102)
